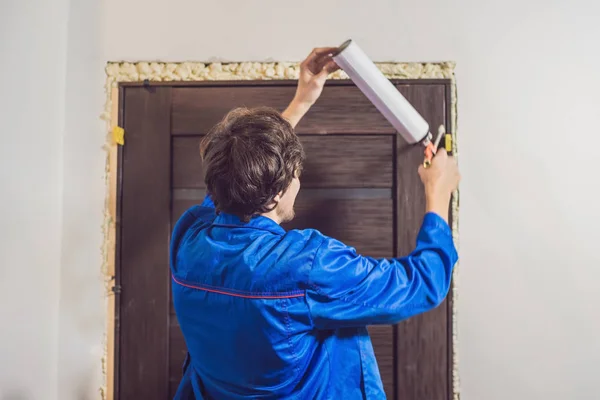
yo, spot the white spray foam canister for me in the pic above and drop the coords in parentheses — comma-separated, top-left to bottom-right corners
(332, 39, 430, 144)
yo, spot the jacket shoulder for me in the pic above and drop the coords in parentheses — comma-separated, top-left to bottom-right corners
(283, 227, 326, 247)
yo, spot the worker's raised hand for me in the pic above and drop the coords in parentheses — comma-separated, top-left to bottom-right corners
(294, 47, 339, 107)
(418, 149, 460, 222)
(283, 47, 340, 127)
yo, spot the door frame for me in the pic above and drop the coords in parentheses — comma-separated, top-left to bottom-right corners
(101, 61, 459, 400)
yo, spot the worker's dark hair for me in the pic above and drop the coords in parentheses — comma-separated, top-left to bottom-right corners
(200, 107, 305, 222)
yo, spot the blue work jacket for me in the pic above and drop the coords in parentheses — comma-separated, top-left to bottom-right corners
(170, 195, 458, 399)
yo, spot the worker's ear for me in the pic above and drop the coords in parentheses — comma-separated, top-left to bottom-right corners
(272, 192, 283, 204)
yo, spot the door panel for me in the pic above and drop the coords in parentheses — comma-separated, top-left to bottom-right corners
(395, 84, 450, 400)
(119, 87, 172, 400)
(172, 85, 396, 135)
(172, 135, 394, 189)
(299, 135, 394, 188)
(117, 80, 453, 400)
(172, 194, 394, 257)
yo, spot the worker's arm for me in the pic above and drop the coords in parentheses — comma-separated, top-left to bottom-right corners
(282, 47, 339, 128)
(306, 150, 460, 328)
(307, 213, 456, 327)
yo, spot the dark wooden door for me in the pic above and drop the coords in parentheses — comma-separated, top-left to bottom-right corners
(116, 80, 453, 400)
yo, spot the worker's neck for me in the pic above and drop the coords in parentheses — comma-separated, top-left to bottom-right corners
(260, 210, 282, 225)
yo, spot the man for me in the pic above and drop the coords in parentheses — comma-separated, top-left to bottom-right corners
(170, 47, 460, 399)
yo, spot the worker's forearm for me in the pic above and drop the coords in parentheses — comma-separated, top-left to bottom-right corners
(282, 98, 311, 128)
(425, 187, 450, 223)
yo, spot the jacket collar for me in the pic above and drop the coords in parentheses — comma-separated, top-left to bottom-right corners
(212, 213, 286, 236)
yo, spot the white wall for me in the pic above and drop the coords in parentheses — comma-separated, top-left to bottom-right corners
(58, 0, 107, 398)
(2, 0, 599, 399)
(0, 0, 69, 399)
(1, 1, 106, 399)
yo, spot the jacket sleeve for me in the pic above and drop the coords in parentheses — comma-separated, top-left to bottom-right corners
(305, 212, 458, 329)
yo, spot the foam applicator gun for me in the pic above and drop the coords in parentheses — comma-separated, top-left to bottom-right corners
(332, 39, 451, 167)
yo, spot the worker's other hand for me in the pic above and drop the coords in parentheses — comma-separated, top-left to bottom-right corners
(418, 149, 460, 222)
(293, 47, 339, 107)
